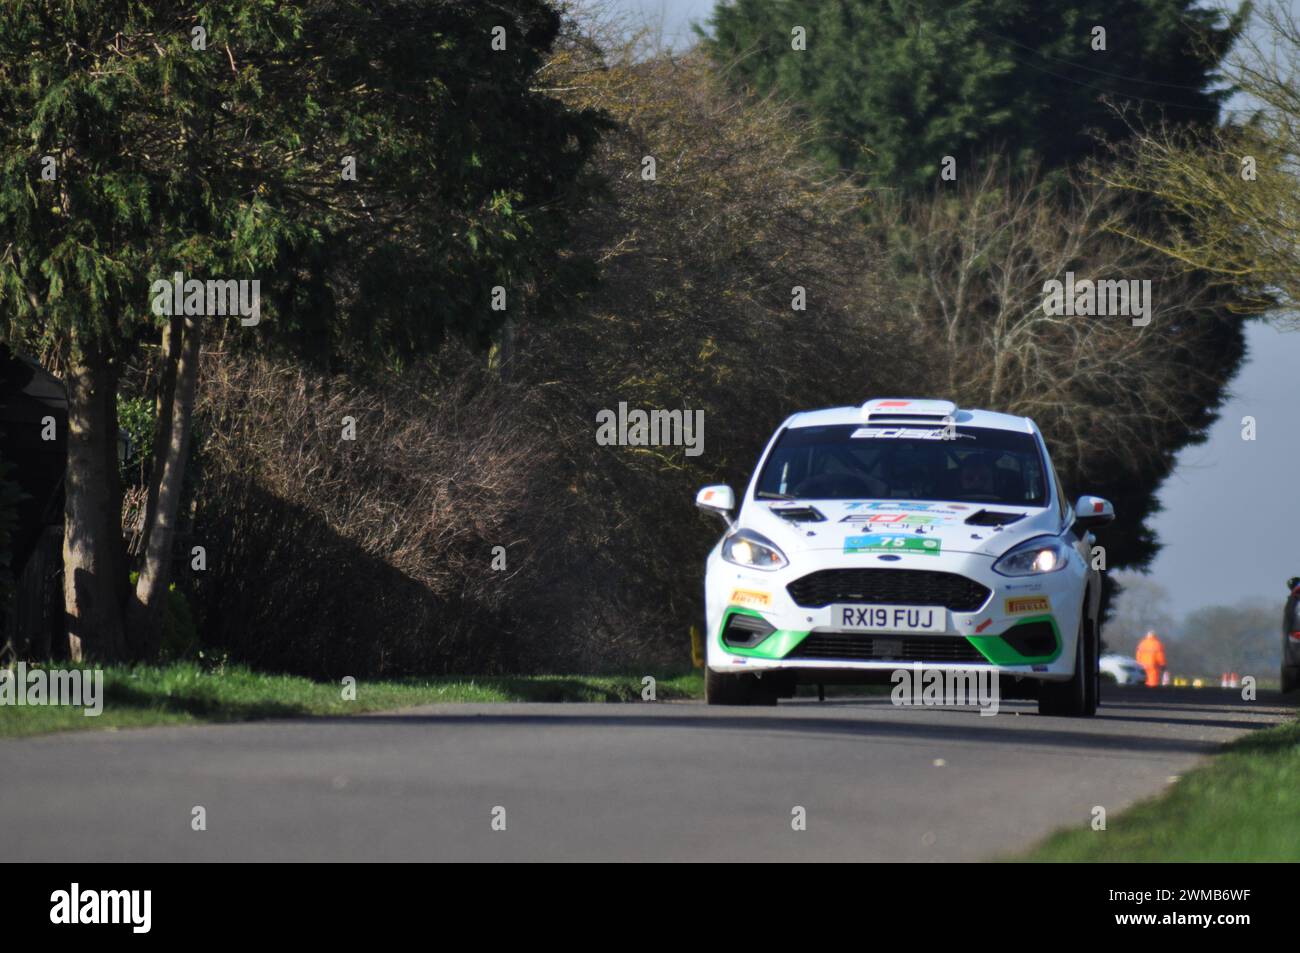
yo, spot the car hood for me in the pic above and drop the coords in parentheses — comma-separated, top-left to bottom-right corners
(739, 498, 1061, 560)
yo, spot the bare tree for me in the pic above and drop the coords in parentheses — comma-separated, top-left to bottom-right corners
(1099, 0, 1300, 325)
(875, 164, 1235, 493)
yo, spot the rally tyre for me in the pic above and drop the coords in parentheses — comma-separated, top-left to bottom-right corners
(705, 667, 777, 705)
(1038, 616, 1098, 717)
(1283, 666, 1299, 695)
(1092, 625, 1103, 710)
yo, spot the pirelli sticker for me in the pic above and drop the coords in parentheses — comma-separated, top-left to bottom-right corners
(1005, 596, 1051, 615)
(730, 588, 771, 609)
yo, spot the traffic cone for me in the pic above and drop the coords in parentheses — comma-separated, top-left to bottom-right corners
(1221, 672, 1229, 687)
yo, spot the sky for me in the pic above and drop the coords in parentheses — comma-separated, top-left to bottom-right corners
(1142, 321, 1300, 613)
(611, 0, 1300, 616)
(613, 0, 714, 48)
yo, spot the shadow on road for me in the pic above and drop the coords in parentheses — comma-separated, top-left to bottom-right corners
(318, 709, 1244, 757)
(1092, 711, 1266, 731)
(278, 684, 1293, 757)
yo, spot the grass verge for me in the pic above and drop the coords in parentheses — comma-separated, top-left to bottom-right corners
(1020, 716, 1300, 861)
(0, 663, 704, 739)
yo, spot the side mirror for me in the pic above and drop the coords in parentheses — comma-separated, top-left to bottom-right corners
(1073, 495, 1114, 534)
(695, 484, 736, 525)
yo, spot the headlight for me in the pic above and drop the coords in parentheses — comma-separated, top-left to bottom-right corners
(722, 529, 789, 571)
(992, 536, 1071, 576)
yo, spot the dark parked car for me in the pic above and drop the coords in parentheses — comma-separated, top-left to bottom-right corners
(1283, 577, 1300, 694)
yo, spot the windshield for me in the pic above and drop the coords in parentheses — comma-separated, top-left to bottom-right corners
(755, 424, 1048, 506)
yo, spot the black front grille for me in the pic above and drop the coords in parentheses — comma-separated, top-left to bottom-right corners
(786, 569, 990, 612)
(788, 633, 987, 663)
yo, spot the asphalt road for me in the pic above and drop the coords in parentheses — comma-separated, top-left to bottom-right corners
(1, 685, 1292, 861)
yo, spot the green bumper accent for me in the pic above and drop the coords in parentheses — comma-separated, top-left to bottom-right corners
(716, 607, 810, 659)
(966, 614, 1062, 665)
(719, 608, 1062, 665)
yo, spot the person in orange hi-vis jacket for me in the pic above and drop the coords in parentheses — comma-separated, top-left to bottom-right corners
(1135, 630, 1167, 687)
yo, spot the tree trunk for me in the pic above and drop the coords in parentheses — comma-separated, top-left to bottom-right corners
(489, 315, 516, 383)
(135, 315, 181, 559)
(128, 315, 202, 657)
(62, 340, 127, 662)
(101, 352, 130, 612)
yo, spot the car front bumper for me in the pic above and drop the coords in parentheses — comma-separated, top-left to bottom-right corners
(704, 545, 1086, 681)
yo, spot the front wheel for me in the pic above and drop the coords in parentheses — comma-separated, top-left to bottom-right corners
(1039, 616, 1098, 717)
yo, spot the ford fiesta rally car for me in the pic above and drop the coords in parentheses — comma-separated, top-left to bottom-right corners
(696, 398, 1114, 716)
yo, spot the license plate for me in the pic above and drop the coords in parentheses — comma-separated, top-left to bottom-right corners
(832, 605, 946, 633)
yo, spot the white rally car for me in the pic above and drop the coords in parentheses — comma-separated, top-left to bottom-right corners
(1099, 653, 1147, 686)
(696, 398, 1113, 716)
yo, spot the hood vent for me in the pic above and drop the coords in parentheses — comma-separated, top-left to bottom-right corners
(965, 509, 1025, 527)
(769, 504, 826, 523)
